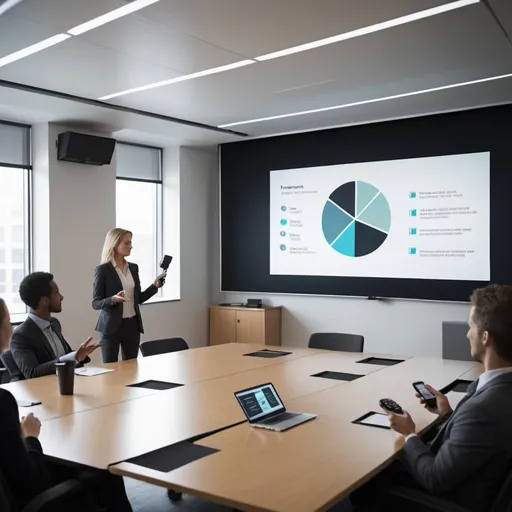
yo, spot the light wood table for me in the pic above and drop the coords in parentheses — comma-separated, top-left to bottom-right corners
(2, 343, 320, 421)
(110, 357, 478, 512)
(2, 373, 157, 421)
(38, 351, 364, 469)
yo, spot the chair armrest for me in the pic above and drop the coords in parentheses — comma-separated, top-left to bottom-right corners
(387, 486, 471, 512)
(22, 480, 89, 512)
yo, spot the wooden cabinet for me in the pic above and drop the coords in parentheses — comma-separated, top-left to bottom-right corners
(209, 306, 282, 346)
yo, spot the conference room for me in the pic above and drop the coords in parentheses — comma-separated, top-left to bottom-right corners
(1, 0, 512, 511)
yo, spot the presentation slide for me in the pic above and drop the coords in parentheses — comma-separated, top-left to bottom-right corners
(270, 152, 490, 281)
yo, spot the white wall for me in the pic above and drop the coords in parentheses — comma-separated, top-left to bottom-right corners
(32, 123, 217, 362)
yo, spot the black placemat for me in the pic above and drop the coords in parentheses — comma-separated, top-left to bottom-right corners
(244, 349, 292, 358)
(127, 380, 183, 390)
(126, 441, 219, 472)
(441, 379, 473, 394)
(311, 371, 363, 381)
(356, 357, 404, 366)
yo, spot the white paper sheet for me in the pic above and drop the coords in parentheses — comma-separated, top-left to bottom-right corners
(74, 367, 115, 377)
(359, 412, 391, 428)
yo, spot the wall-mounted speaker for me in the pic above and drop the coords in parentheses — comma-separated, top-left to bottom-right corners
(57, 131, 116, 166)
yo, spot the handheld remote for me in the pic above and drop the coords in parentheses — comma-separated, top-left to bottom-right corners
(379, 398, 404, 414)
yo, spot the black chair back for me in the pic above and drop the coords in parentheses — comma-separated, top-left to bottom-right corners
(0, 350, 23, 382)
(491, 467, 512, 512)
(0, 471, 14, 512)
(308, 332, 364, 353)
(139, 338, 189, 357)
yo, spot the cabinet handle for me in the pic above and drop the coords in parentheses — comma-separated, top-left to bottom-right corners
(237, 319, 240, 323)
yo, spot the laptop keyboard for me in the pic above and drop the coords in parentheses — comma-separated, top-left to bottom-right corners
(262, 412, 301, 424)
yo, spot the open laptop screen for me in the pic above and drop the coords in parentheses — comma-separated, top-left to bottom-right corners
(235, 383, 285, 422)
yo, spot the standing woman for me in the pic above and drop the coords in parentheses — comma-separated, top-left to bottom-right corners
(93, 228, 166, 363)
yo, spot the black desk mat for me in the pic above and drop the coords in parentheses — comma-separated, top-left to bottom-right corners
(356, 357, 404, 366)
(127, 380, 183, 391)
(126, 441, 219, 473)
(244, 349, 292, 358)
(311, 371, 363, 381)
(441, 379, 473, 394)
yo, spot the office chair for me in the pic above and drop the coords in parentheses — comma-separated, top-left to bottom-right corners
(0, 472, 99, 512)
(308, 332, 364, 353)
(139, 337, 189, 357)
(139, 337, 188, 502)
(0, 350, 23, 382)
(385, 468, 512, 512)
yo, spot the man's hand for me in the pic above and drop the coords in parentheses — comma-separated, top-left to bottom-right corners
(382, 408, 416, 437)
(154, 271, 167, 289)
(21, 413, 41, 439)
(416, 384, 453, 416)
(76, 337, 99, 362)
(112, 290, 127, 303)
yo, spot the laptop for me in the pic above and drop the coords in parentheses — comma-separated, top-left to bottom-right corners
(234, 382, 317, 431)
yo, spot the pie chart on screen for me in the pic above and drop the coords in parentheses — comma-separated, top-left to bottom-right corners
(321, 181, 391, 257)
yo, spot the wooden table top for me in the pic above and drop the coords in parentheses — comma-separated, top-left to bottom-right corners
(110, 356, 478, 512)
(2, 343, 320, 421)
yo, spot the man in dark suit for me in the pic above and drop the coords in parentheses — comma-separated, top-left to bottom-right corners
(351, 284, 512, 512)
(11, 272, 99, 379)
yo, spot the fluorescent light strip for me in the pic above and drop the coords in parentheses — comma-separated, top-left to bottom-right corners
(218, 72, 512, 128)
(98, 60, 256, 100)
(68, 0, 161, 36)
(255, 0, 479, 61)
(0, 34, 71, 68)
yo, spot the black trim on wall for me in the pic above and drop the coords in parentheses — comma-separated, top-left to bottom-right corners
(0, 79, 248, 137)
(220, 104, 512, 303)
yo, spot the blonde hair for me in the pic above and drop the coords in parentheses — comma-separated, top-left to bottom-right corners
(101, 228, 132, 264)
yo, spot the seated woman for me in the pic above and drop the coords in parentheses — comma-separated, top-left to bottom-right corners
(0, 298, 133, 512)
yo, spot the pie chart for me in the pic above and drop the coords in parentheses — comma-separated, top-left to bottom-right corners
(322, 181, 391, 257)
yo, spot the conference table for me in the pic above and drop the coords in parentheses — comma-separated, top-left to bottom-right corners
(1, 343, 481, 512)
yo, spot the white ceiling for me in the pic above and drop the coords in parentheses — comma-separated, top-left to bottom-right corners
(0, 0, 511, 146)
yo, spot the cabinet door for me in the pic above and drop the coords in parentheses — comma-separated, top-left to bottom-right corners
(235, 310, 264, 344)
(210, 309, 236, 345)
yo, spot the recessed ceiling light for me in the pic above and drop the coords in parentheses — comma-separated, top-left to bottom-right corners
(98, 60, 256, 100)
(68, 0, 161, 36)
(218, 72, 512, 128)
(255, 0, 479, 61)
(0, 33, 71, 68)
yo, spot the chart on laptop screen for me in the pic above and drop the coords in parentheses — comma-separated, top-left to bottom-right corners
(237, 385, 282, 419)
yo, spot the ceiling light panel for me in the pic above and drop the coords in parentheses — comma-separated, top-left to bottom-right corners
(0, 33, 70, 68)
(218, 72, 512, 127)
(67, 0, 161, 36)
(255, 0, 480, 61)
(98, 60, 256, 100)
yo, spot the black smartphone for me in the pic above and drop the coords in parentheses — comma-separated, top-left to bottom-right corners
(158, 255, 172, 285)
(412, 381, 437, 408)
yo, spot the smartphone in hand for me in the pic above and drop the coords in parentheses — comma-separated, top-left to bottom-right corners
(412, 381, 437, 408)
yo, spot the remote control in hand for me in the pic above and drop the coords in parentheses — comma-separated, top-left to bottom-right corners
(379, 398, 404, 414)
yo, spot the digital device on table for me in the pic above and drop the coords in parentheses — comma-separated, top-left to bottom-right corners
(234, 382, 316, 432)
(379, 398, 404, 414)
(158, 255, 173, 285)
(17, 400, 42, 407)
(412, 381, 437, 408)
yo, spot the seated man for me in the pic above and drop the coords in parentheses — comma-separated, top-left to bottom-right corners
(11, 272, 98, 379)
(351, 284, 512, 512)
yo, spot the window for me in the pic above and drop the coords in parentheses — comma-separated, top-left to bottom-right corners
(116, 143, 162, 295)
(0, 121, 31, 315)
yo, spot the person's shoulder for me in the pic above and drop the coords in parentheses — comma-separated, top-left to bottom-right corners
(12, 317, 33, 336)
(94, 262, 112, 273)
(128, 261, 139, 271)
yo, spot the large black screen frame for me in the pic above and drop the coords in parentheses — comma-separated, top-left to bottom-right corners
(220, 104, 512, 302)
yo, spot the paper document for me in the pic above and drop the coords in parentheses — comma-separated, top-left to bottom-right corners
(359, 413, 391, 428)
(75, 367, 115, 377)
